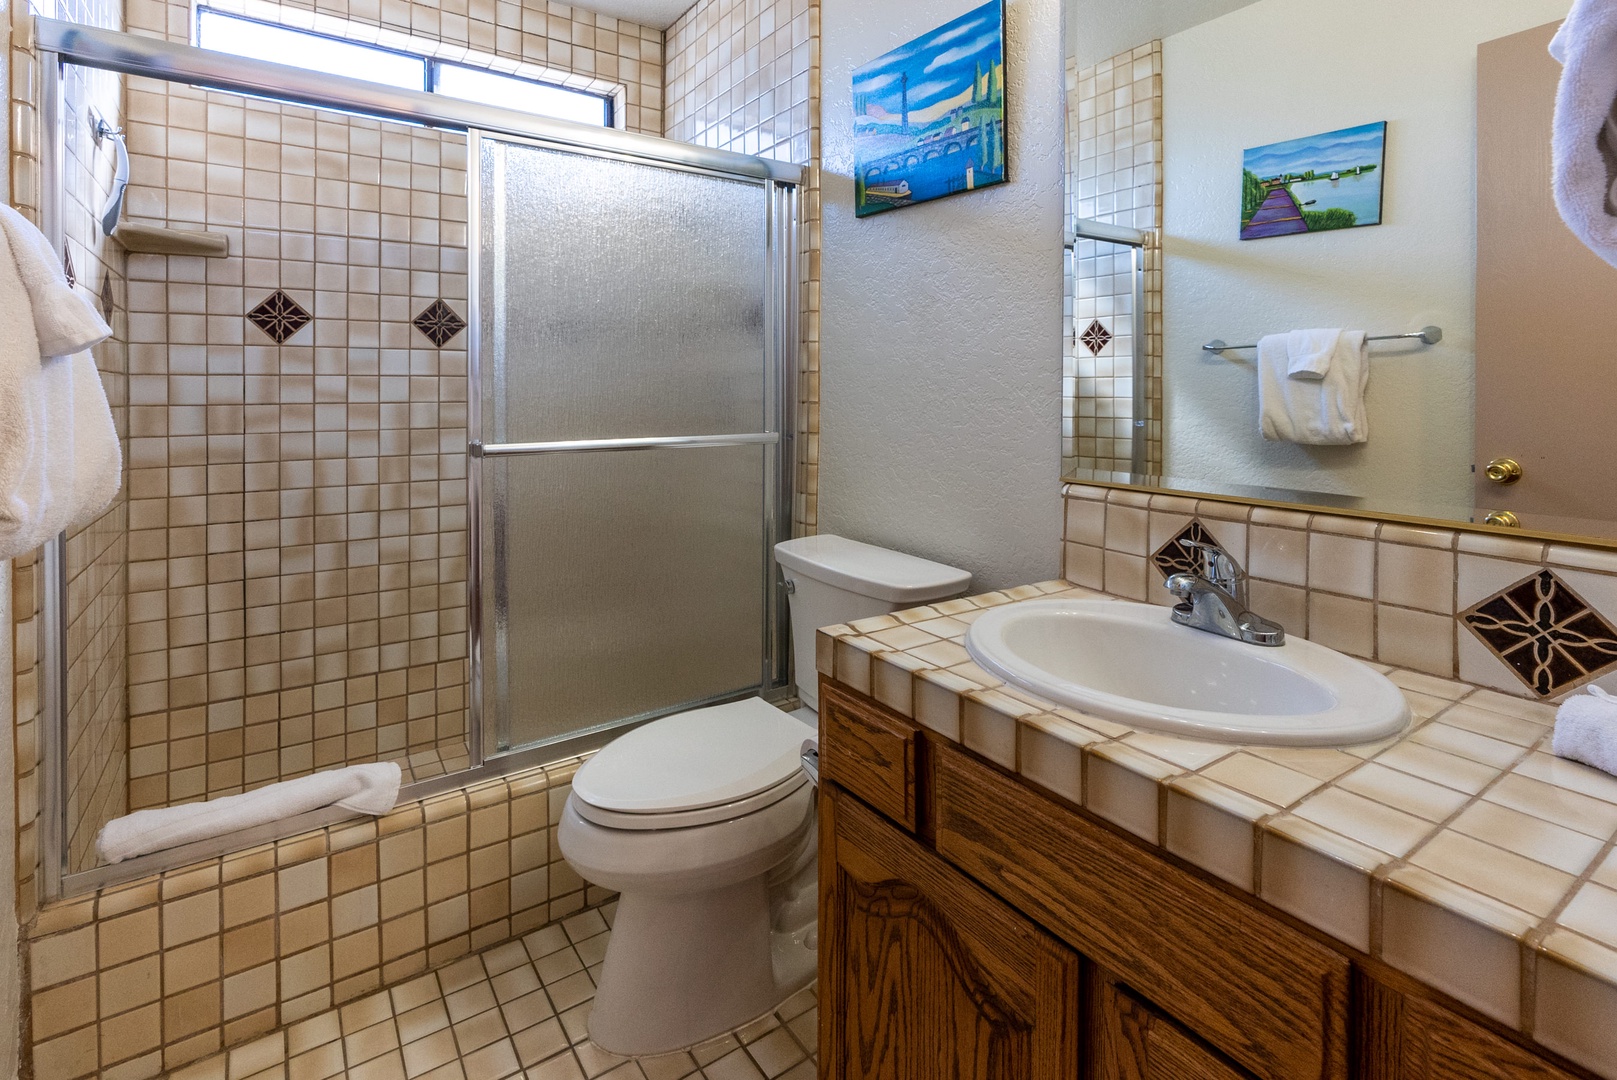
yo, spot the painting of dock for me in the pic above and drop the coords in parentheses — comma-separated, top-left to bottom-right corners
(1240, 121, 1386, 240)
(852, 0, 1006, 218)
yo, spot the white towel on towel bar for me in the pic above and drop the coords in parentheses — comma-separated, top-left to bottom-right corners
(1257, 330, 1370, 445)
(95, 762, 403, 864)
(1550, 1, 1617, 268)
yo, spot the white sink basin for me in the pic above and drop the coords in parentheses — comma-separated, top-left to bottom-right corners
(965, 599, 1410, 746)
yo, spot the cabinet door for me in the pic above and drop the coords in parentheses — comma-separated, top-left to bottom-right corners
(1090, 971, 1253, 1080)
(819, 785, 1081, 1080)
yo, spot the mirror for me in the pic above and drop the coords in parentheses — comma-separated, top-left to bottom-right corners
(1062, 0, 1617, 541)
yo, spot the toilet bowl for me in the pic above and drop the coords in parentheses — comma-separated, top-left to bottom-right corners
(558, 536, 970, 1056)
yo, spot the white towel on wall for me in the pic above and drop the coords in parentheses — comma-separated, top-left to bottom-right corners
(0, 205, 111, 356)
(96, 762, 404, 864)
(1550, 1, 1617, 268)
(0, 207, 121, 558)
(1257, 330, 1370, 445)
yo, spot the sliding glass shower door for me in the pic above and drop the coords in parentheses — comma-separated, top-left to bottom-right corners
(472, 133, 794, 758)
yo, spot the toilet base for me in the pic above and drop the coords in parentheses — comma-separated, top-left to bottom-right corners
(588, 878, 816, 1056)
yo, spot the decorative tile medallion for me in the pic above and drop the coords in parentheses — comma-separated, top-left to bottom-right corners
(98, 273, 115, 324)
(1461, 569, 1617, 697)
(247, 290, 312, 344)
(62, 248, 75, 288)
(413, 299, 467, 347)
(1151, 520, 1221, 580)
(1080, 318, 1112, 356)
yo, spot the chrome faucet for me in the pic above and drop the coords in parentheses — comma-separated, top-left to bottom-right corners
(1163, 539, 1285, 647)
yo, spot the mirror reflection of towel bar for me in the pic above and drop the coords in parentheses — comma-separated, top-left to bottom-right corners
(1203, 326, 1443, 352)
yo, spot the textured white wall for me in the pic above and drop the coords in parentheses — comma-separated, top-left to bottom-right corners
(820, 0, 1065, 592)
(1161, 0, 1570, 518)
(1067, 0, 1260, 70)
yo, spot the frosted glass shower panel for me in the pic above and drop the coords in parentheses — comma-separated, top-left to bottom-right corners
(484, 447, 768, 750)
(479, 140, 769, 443)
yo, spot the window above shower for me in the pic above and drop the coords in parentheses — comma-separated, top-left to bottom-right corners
(195, 7, 615, 127)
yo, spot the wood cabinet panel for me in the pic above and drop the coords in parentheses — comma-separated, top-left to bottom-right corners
(819, 680, 917, 830)
(1399, 992, 1578, 1080)
(1090, 972, 1253, 1080)
(818, 785, 1081, 1080)
(932, 741, 1349, 1080)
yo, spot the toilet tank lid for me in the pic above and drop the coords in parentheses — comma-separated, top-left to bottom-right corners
(572, 698, 814, 815)
(774, 535, 971, 604)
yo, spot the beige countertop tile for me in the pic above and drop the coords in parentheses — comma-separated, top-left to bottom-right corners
(818, 580, 1617, 1061)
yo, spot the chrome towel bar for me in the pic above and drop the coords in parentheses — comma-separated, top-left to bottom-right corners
(1203, 326, 1443, 352)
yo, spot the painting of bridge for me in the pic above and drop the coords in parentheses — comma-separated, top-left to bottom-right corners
(852, 0, 1006, 217)
(1240, 121, 1386, 240)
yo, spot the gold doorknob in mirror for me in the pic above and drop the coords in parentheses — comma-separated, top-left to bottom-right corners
(1484, 510, 1522, 529)
(1484, 458, 1524, 485)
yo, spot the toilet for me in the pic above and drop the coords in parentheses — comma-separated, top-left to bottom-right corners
(557, 535, 971, 1055)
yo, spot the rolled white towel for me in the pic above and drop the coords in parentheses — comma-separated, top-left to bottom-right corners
(96, 762, 402, 865)
(1552, 685, 1617, 777)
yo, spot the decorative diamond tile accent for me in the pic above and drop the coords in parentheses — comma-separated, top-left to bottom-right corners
(62, 248, 75, 288)
(1461, 569, 1617, 697)
(247, 290, 312, 344)
(98, 273, 115, 324)
(1080, 319, 1112, 356)
(1151, 520, 1221, 581)
(413, 299, 467, 347)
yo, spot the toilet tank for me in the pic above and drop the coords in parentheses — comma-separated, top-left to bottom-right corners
(775, 536, 971, 711)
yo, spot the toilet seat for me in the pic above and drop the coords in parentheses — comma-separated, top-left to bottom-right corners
(572, 771, 809, 830)
(571, 697, 814, 831)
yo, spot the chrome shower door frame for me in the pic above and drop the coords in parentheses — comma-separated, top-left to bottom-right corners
(465, 128, 800, 766)
(32, 16, 801, 900)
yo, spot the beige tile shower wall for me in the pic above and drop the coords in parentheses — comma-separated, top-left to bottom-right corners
(7, 0, 132, 889)
(128, 0, 667, 135)
(1065, 42, 1162, 475)
(59, 55, 130, 875)
(663, 0, 820, 534)
(118, 83, 473, 810)
(25, 758, 605, 1080)
(112, 0, 667, 812)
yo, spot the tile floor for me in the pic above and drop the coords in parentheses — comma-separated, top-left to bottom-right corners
(164, 905, 819, 1080)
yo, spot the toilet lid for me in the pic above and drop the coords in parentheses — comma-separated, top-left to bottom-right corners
(573, 697, 814, 815)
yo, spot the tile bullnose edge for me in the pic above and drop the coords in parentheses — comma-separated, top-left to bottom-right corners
(1533, 929, 1617, 1080)
(1258, 815, 1383, 954)
(1378, 864, 1538, 1031)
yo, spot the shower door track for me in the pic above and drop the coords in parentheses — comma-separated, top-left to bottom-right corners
(33, 16, 802, 899)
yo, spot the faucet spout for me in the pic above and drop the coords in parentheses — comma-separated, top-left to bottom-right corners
(1164, 540, 1285, 647)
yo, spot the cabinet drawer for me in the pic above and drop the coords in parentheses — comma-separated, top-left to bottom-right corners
(819, 680, 917, 830)
(933, 742, 1349, 1080)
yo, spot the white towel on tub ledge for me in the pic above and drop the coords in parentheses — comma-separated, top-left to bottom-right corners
(96, 762, 402, 864)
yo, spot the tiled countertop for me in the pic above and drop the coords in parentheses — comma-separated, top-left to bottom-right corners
(817, 581, 1617, 1079)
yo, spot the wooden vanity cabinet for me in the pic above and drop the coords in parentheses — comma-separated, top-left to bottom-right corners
(817, 677, 1596, 1080)
(818, 787, 1081, 1078)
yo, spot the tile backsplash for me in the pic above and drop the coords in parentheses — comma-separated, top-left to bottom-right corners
(1063, 483, 1617, 701)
